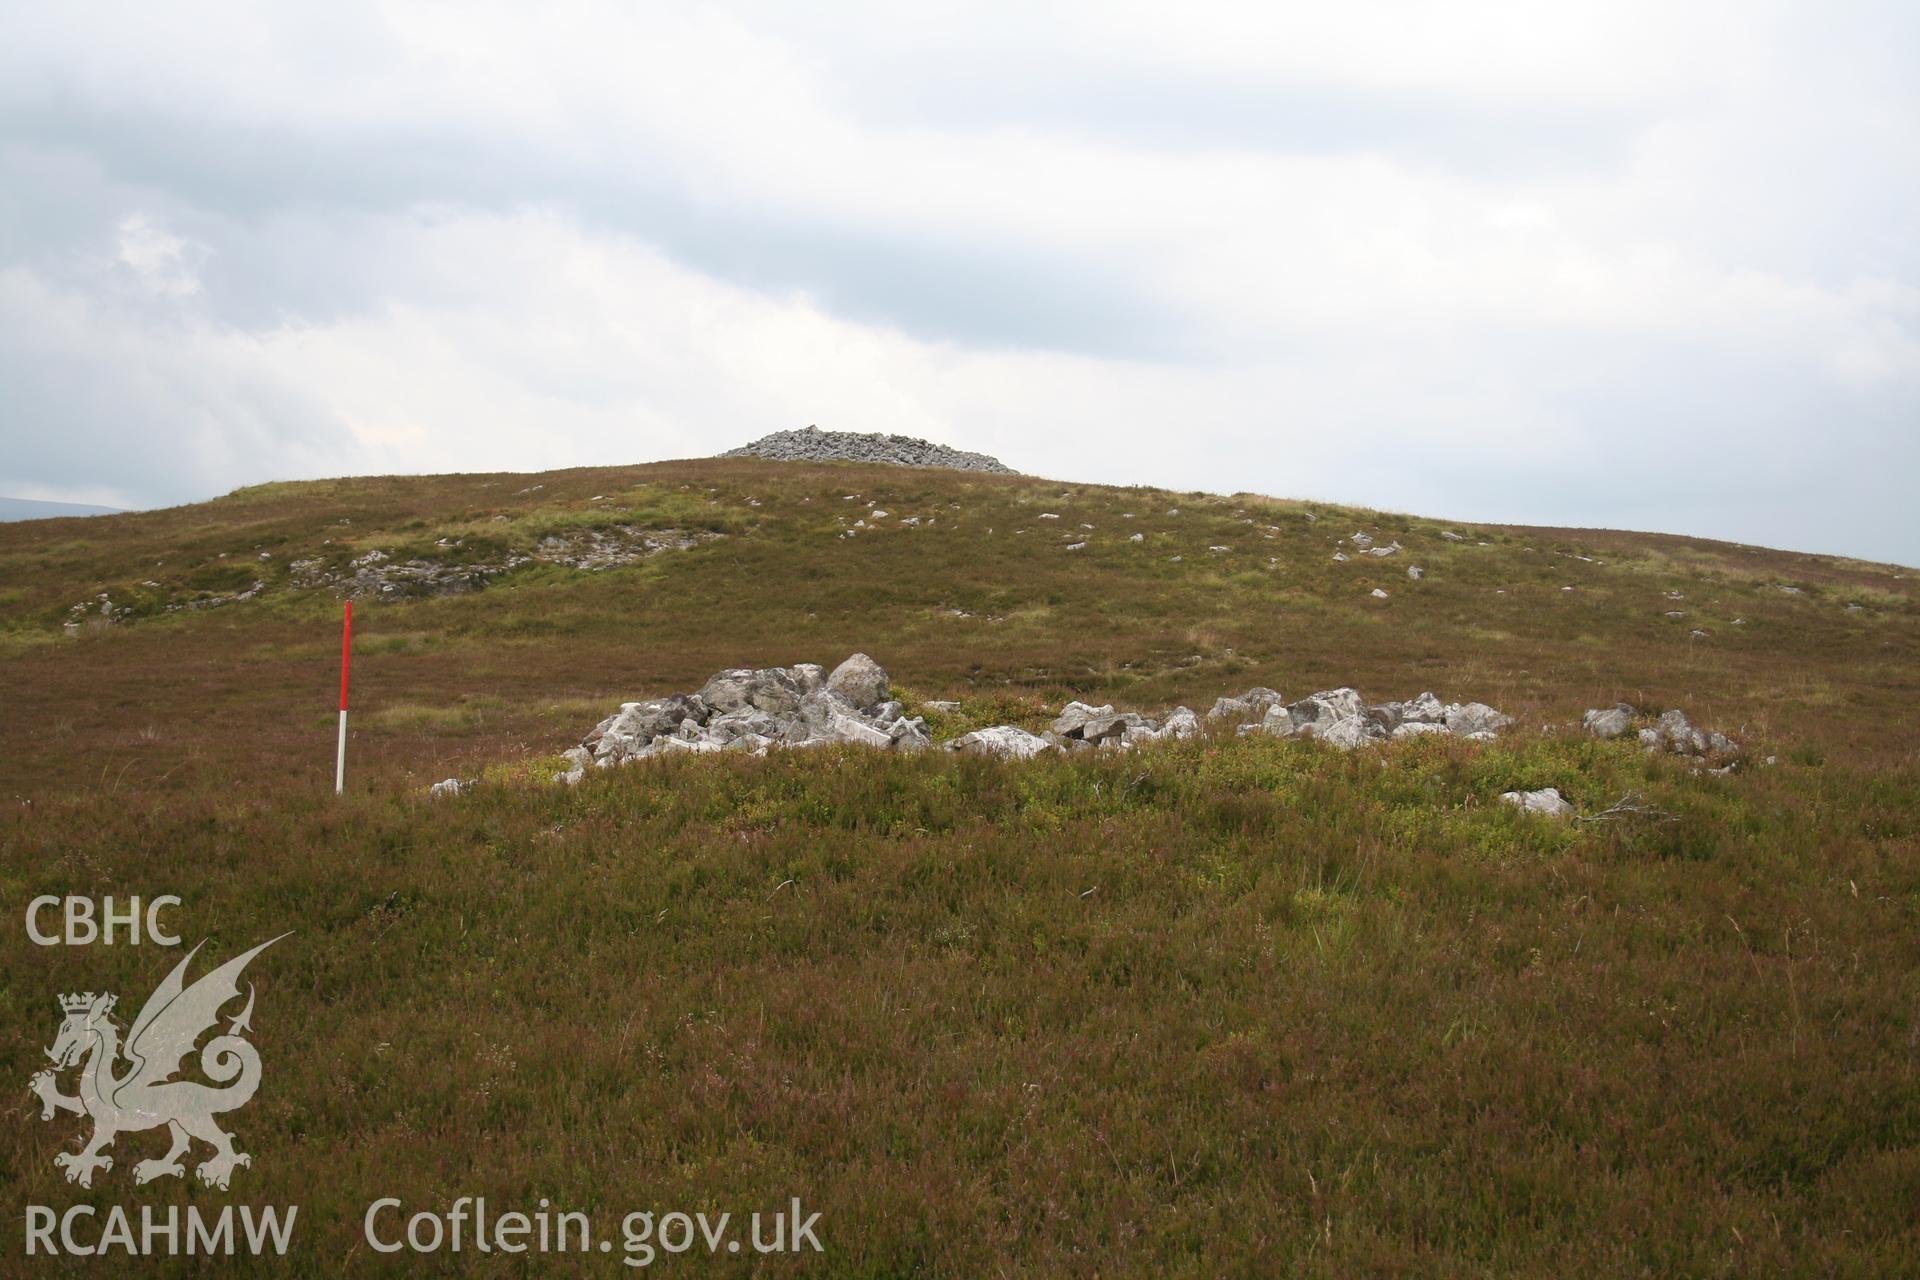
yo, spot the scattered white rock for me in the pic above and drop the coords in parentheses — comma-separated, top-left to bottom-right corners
(1370, 588, 1389, 598)
(1407, 565, 1424, 580)
(428, 778, 472, 799)
(949, 726, 1053, 760)
(1582, 705, 1635, 739)
(1500, 788, 1573, 818)
(559, 662, 1518, 777)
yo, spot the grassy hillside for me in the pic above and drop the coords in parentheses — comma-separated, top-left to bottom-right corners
(3, 460, 1917, 1275)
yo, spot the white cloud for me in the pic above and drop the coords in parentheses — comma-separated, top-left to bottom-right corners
(115, 214, 205, 297)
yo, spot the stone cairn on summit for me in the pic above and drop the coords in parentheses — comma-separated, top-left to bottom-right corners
(541, 655, 1523, 785)
(721, 426, 1014, 474)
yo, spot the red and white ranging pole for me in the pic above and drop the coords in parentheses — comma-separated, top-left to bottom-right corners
(335, 600, 352, 794)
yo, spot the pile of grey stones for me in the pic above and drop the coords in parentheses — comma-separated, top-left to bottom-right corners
(557, 653, 928, 782)
(1484, 705, 1747, 821)
(1581, 704, 1738, 756)
(1209, 686, 1512, 748)
(720, 425, 1014, 474)
(540, 659, 1518, 785)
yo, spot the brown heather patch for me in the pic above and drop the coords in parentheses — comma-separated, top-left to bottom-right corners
(1, 459, 1917, 1274)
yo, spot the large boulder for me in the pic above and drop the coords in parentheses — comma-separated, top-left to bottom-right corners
(949, 726, 1054, 760)
(1052, 701, 1115, 736)
(797, 689, 858, 739)
(1238, 705, 1297, 738)
(821, 710, 893, 749)
(697, 667, 803, 716)
(1399, 692, 1446, 724)
(706, 708, 783, 744)
(591, 694, 711, 761)
(1287, 688, 1366, 732)
(1582, 705, 1635, 739)
(1208, 696, 1254, 721)
(1500, 787, 1574, 817)
(554, 746, 592, 785)
(889, 717, 933, 752)
(1309, 715, 1384, 750)
(1162, 706, 1201, 740)
(825, 653, 890, 707)
(1079, 711, 1148, 745)
(1653, 709, 1708, 754)
(1445, 702, 1511, 737)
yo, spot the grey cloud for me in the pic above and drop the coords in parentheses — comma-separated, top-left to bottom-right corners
(0, 275, 359, 508)
(4, 99, 1181, 359)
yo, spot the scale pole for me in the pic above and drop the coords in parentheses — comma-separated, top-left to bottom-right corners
(335, 600, 352, 794)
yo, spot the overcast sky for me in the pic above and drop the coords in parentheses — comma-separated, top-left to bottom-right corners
(2, 2, 1915, 561)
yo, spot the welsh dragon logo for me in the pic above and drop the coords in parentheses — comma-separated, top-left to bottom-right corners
(29, 935, 288, 1190)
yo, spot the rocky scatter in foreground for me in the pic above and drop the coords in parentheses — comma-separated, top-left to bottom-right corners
(527, 655, 1536, 786)
(721, 426, 1014, 474)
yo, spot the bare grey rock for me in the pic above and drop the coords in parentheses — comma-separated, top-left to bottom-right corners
(1582, 705, 1635, 739)
(1500, 787, 1573, 817)
(555, 746, 591, 785)
(428, 777, 473, 799)
(698, 666, 804, 716)
(591, 694, 712, 762)
(1052, 701, 1115, 736)
(1287, 688, 1367, 732)
(1247, 705, 1297, 737)
(1654, 709, 1709, 754)
(949, 726, 1054, 759)
(1311, 715, 1384, 750)
(1400, 692, 1447, 724)
(1445, 702, 1512, 737)
(889, 717, 933, 752)
(822, 710, 893, 749)
(826, 652, 890, 707)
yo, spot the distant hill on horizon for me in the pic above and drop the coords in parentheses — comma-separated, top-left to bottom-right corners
(0, 495, 126, 522)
